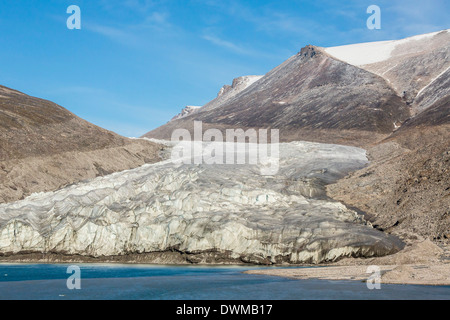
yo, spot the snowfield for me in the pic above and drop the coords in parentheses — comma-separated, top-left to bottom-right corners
(325, 29, 449, 66)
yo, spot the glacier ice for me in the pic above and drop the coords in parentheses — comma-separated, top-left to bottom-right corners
(0, 141, 403, 264)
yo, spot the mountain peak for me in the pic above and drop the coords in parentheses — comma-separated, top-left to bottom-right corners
(218, 75, 263, 97)
(298, 45, 321, 59)
(170, 106, 202, 122)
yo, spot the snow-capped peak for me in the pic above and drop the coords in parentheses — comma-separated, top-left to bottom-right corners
(170, 106, 202, 122)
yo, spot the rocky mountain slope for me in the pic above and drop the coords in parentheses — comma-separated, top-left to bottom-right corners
(167, 76, 264, 123)
(146, 31, 449, 148)
(200, 75, 263, 113)
(328, 97, 450, 243)
(324, 31, 450, 244)
(144, 46, 412, 147)
(0, 85, 162, 203)
(325, 29, 450, 114)
(170, 106, 202, 122)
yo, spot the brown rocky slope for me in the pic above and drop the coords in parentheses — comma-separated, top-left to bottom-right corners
(328, 97, 450, 243)
(0, 85, 163, 203)
(144, 46, 410, 147)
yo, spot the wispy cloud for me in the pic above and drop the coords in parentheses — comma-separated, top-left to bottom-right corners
(202, 34, 251, 55)
(84, 9, 174, 47)
(199, 1, 335, 48)
(144, 11, 167, 24)
(85, 23, 139, 45)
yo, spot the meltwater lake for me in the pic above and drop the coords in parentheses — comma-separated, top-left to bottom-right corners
(0, 264, 449, 300)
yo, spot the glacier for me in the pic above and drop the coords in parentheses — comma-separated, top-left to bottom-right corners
(0, 141, 403, 264)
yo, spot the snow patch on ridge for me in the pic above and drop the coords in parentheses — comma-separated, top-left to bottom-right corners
(171, 106, 202, 122)
(416, 65, 450, 98)
(325, 30, 448, 67)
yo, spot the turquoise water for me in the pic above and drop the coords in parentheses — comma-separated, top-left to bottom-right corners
(0, 264, 449, 300)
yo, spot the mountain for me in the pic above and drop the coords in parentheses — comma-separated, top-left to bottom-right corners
(145, 31, 449, 148)
(142, 30, 450, 245)
(144, 46, 410, 146)
(0, 85, 162, 203)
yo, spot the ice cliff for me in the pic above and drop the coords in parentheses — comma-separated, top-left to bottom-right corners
(0, 141, 403, 264)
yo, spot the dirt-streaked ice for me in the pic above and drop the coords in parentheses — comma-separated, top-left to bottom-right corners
(0, 141, 403, 264)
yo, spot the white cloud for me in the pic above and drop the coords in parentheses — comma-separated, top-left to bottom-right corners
(84, 10, 174, 47)
(86, 23, 134, 41)
(202, 35, 251, 55)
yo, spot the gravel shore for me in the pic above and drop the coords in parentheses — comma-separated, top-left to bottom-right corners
(245, 240, 450, 286)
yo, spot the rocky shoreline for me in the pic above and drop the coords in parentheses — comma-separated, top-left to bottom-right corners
(245, 240, 450, 286)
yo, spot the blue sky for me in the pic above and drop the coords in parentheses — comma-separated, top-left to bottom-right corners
(0, 0, 448, 137)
